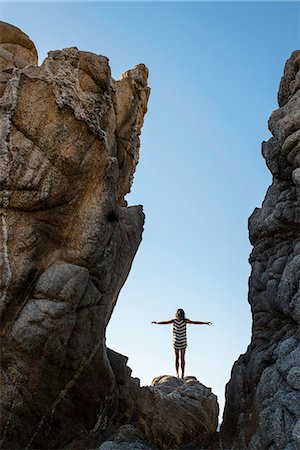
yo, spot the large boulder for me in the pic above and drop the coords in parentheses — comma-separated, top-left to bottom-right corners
(0, 21, 150, 449)
(221, 51, 300, 449)
(138, 375, 219, 449)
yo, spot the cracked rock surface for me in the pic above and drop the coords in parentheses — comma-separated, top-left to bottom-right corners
(222, 51, 300, 450)
(0, 21, 149, 449)
(87, 366, 219, 450)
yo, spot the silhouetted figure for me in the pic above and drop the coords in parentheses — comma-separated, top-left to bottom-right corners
(152, 308, 212, 378)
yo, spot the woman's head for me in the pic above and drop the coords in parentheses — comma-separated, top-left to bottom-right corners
(176, 308, 185, 320)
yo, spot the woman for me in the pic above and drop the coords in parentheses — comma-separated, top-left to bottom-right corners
(152, 308, 212, 378)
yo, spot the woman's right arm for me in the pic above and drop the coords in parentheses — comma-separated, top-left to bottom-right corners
(151, 320, 173, 324)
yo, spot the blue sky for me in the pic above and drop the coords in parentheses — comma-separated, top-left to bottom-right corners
(1, 1, 299, 420)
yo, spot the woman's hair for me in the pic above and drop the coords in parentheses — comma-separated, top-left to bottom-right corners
(176, 308, 185, 320)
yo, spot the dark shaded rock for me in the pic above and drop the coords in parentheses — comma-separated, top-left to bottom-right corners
(222, 51, 300, 449)
(98, 425, 156, 450)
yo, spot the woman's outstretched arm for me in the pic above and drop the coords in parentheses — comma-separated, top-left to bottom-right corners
(151, 320, 173, 324)
(185, 319, 212, 325)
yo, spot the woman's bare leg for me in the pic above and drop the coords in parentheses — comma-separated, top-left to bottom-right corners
(180, 348, 186, 379)
(174, 349, 179, 377)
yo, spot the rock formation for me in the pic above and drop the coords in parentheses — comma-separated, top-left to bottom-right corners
(63, 351, 219, 449)
(0, 22, 219, 450)
(0, 21, 150, 449)
(222, 51, 300, 449)
(4, 19, 299, 450)
(139, 375, 218, 448)
(97, 365, 219, 450)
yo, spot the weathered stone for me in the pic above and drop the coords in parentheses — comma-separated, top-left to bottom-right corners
(136, 375, 219, 449)
(98, 425, 155, 450)
(0, 21, 149, 449)
(0, 21, 38, 71)
(63, 350, 219, 450)
(222, 51, 300, 449)
(0, 21, 218, 450)
(108, 364, 219, 450)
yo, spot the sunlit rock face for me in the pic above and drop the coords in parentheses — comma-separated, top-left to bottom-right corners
(0, 21, 150, 449)
(222, 51, 300, 450)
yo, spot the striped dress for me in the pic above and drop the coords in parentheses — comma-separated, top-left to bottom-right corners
(172, 318, 187, 349)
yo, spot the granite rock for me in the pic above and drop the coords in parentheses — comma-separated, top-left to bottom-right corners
(222, 51, 300, 449)
(0, 21, 149, 449)
(63, 353, 219, 450)
(98, 425, 155, 450)
(107, 362, 219, 450)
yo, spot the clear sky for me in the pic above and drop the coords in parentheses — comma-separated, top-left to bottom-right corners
(1, 1, 299, 421)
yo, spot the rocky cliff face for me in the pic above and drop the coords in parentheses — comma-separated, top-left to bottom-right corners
(0, 21, 149, 449)
(222, 51, 300, 449)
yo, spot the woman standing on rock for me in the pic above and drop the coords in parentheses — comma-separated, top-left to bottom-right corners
(152, 308, 212, 378)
